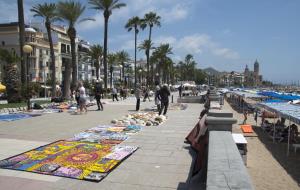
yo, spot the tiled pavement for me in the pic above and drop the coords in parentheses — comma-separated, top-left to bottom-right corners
(0, 94, 201, 190)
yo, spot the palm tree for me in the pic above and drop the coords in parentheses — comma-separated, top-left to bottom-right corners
(116, 50, 130, 85)
(88, 0, 126, 90)
(125, 16, 142, 87)
(178, 54, 197, 81)
(153, 43, 173, 83)
(57, 1, 91, 99)
(0, 49, 22, 103)
(142, 12, 160, 85)
(31, 3, 60, 98)
(138, 39, 154, 86)
(17, 0, 26, 85)
(89, 44, 103, 80)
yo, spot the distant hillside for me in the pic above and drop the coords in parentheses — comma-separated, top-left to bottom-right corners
(203, 67, 220, 75)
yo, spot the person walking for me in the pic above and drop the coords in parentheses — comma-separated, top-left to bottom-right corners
(154, 81, 161, 112)
(94, 80, 104, 111)
(243, 110, 248, 125)
(135, 84, 142, 111)
(143, 87, 150, 102)
(112, 87, 119, 101)
(78, 81, 87, 114)
(158, 84, 171, 115)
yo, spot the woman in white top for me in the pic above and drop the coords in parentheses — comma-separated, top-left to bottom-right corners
(78, 81, 87, 113)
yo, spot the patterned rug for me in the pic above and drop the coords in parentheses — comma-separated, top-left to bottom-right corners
(0, 113, 32, 122)
(0, 140, 137, 182)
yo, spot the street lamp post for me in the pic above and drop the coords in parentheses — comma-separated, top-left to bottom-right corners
(23, 44, 33, 110)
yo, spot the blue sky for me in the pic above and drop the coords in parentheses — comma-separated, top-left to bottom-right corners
(1, 0, 299, 83)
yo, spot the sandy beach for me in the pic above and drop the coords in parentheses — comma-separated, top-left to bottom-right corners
(225, 101, 300, 190)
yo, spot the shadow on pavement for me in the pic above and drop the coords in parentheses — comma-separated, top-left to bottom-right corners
(177, 145, 206, 190)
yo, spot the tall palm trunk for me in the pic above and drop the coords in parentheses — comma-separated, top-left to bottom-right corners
(45, 20, 56, 97)
(103, 14, 109, 89)
(151, 61, 154, 85)
(17, 0, 26, 85)
(62, 59, 71, 99)
(146, 50, 149, 86)
(134, 27, 137, 87)
(122, 61, 125, 85)
(147, 26, 152, 86)
(68, 27, 77, 90)
(110, 67, 113, 88)
(95, 59, 100, 80)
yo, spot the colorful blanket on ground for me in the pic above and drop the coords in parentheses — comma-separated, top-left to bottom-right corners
(0, 140, 137, 182)
(0, 113, 32, 122)
(68, 125, 141, 144)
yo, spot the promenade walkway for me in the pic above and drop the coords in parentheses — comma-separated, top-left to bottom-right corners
(0, 95, 201, 190)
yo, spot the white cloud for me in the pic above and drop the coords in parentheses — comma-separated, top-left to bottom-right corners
(159, 4, 188, 23)
(111, 0, 189, 24)
(213, 48, 240, 59)
(153, 36, 176, 45)
(152, 33, 240, 60)
(176, 34, 213, 54)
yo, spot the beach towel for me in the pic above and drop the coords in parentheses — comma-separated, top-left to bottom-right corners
(241, 125, 254, 133)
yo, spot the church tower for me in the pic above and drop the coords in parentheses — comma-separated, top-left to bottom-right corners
(254, 59, 259, 75)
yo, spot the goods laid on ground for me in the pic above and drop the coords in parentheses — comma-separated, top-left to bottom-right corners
(143, 103, 188, 112)
(169, 103, 188, 110)
(111, 112, 167, 126)
(0, 140, 137, 182)
(68, 125, 141, 144)
(0, 123, 141, 182)
(0, 113, 32, 122)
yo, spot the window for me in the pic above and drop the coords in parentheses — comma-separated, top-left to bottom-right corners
(46, 50, 49, 55)
(39, 61, 43, 69)
(1, 41, 5, 46)
(39, 49, 42, 55)
(67, 45, 70, 53)
(46, 62, 49, 67)
(61, 44, 66, 53)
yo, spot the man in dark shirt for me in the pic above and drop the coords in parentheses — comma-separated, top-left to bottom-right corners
(158, 84, 171, 115)
(94, 80, 104, 111)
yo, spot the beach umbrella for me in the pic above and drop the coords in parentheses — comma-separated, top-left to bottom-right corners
(0, 83, 6, 92)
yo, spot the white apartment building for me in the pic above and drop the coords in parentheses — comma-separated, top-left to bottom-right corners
(0, 22, 95, 85)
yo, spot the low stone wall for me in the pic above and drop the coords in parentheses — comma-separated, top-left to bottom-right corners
(205, 109, 254, 190)
(206, 131, 254, 190)
(208, 109, 233, 118)
(206, 116, 237, 132)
